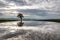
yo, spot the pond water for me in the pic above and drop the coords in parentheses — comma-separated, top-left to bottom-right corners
(0, 21, 60, 40)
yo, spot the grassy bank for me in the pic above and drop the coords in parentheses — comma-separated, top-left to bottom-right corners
(0, 18, 18, 23)
(37, 19, 60, 23)
(0, 19, 60, 23)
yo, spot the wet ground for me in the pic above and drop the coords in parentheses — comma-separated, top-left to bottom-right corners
(0, 21, 60, 40)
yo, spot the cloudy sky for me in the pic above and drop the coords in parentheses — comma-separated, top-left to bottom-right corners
(0, 0, 60, 19)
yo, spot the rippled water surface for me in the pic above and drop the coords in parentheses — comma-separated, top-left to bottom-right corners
(0, 21, 60, 40)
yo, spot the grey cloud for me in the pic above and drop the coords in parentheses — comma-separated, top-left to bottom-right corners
(0, 1, 7, 7)
(0, 0, 60, 19)
(16, 9, 60, 19)
(0, 13, 4, 16)
(5, 0, 27, 6)
(17, 9, 48, 16)
(4, 0, 54, 6)
(0, 0, 60, 10)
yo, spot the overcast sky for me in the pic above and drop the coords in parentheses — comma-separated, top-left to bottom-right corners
(0, 0, 60, 19)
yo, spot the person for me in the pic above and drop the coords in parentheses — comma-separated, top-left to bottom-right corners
(17, 13, 24, 22)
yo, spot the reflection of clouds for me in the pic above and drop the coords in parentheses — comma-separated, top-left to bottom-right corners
(0, 21, 60, 34)
(24, 21, 50, 26)
(24, 21, 60, 26)
(0, 21, 60, 27)
(0, 21, 60, 39)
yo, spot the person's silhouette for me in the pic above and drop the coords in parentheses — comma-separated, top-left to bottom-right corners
(17, 13, 24, 23)
(17, 13, 24, 27)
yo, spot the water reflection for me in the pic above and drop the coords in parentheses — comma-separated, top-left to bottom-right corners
(0, 21, 60, 40)
(17, 21, 24, 27)
(0, 21, 60, 27)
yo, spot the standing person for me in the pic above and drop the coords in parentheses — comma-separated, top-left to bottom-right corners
(17, 13, 24, 22)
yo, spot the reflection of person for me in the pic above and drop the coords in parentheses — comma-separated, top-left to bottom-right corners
(17, 22, 24, 26)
